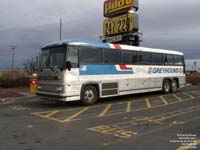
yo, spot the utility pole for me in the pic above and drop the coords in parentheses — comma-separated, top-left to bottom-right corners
(10, 46, 16, 71)
(59, 17, 62, 41)
(194, 61, 197, 71)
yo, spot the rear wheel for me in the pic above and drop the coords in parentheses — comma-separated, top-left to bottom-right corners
(171, 80, 178, 93)
(81, 86, 98, 105)
(162, 80, 171, 94)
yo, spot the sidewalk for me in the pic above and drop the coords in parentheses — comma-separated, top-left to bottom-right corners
(0, 87, 36, 104)
(0, 87, 31, 98)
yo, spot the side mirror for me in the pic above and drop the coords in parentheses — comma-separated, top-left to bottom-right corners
(66, 61, 71, 71)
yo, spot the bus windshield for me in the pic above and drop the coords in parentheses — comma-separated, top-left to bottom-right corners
(40, 47, 66, 69)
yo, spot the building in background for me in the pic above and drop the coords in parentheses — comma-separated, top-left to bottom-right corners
(185, 59, 200, 71)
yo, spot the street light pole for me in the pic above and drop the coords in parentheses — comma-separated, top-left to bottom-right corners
(10, 46, 16, 71)
(194, 61, 197, 71)
(60, 17, 62, 41)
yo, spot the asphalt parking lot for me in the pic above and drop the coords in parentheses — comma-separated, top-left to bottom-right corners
(0, 85, 200, 150)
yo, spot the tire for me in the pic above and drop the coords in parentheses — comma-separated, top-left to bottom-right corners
(81, 86, 98, 105)
(171, 80, 178, 93)
(162, 80, 171, 94)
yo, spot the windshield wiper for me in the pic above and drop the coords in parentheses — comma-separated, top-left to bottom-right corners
(48, 64, 55, 72)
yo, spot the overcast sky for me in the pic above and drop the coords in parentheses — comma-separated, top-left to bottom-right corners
(0, 0, 200, 69)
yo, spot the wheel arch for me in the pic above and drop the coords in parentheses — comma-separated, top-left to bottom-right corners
(163, 78, 172, 84)
(81, 82, 100, 98)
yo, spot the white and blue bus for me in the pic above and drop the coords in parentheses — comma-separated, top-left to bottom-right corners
(37, 40, 186, 105)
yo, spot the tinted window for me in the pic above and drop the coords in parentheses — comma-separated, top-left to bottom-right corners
(123, 51, 137, 64)
(174, 55, 183, 65)
(138, 52, 151, 64)
(49, 47, 66, 69)
(104, 49, 121, 64)
(151, 53, 164, 64)
(165, 55, 174, 65)
(79, 47, 103, 64)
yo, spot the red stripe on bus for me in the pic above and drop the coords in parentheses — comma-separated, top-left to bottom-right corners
(113, 44, 121, 49)
(119, 64, 132, 70)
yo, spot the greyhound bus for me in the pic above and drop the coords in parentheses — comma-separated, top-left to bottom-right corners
(37, 40, 185, 105)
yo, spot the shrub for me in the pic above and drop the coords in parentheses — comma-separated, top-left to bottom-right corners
(0, 71, 29, 88)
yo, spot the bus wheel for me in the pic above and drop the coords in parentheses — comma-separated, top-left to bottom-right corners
(171, 80, 178, 93)
(81, 86, 98, 105)
(162, 80, 171, 94)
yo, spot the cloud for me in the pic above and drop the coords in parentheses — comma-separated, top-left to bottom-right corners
(138, 0, 200, 58)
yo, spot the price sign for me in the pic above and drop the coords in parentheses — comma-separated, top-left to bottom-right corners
(104, 0, 138, 18)
(103, 13, 138, 36)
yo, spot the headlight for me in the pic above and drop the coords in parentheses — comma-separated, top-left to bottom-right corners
(38, 85, 42, 89)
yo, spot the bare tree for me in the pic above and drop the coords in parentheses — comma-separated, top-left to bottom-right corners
(23, 56, 37, 75)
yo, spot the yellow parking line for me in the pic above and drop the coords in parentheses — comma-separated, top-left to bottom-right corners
(145, 98, 151, 108)
(98, 104, 112, 117)
(45, 110, 60, 117)
(183, 92, 194, 99)
(192, 90, 200, 94)
(160, 96, 168, 105)
(176, 139, 200, 150)
(2, 99, 16, 104)
(33, 113, 67, 123)
(126, 101, 132, 112)
(32, 95, 200, 123)
(191, 91, 200, 95)
(63, 107, 89, 122)
(173, 94, 182, 102)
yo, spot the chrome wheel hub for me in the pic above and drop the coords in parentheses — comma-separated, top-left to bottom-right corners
(84, 89, 94, 102)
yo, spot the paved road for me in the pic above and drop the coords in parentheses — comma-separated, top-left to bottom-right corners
(0, 85, 200, 150)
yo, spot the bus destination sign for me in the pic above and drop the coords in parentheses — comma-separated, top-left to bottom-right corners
(104, 0, 138, 18)
(103, 13, 138, 36)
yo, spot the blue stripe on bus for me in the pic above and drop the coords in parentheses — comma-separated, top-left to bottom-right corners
(42, 40, 111, 49)
(66, 40, 111, 49)
(80, 65, 133, 75)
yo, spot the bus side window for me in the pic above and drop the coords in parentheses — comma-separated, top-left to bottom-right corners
(67, 46, 79, 68)
(174, 55, 183, 65)
(138, 52, 151, 64)
(165, 55, 174, 65)
(104, 49, 122, 64)
(151, 53, 164, 65)
(164, 55, 167, 64)
(123, 50, 137, 64)
(79, 47, 103, 64)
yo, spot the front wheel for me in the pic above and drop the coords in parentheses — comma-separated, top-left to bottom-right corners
(162, 80, 171, 94)
(81, 86, 98, 105)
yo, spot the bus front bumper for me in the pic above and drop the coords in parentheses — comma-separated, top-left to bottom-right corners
(36, 91, 80, 102)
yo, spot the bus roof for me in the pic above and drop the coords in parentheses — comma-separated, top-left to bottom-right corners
(42, 40, 184, 56)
